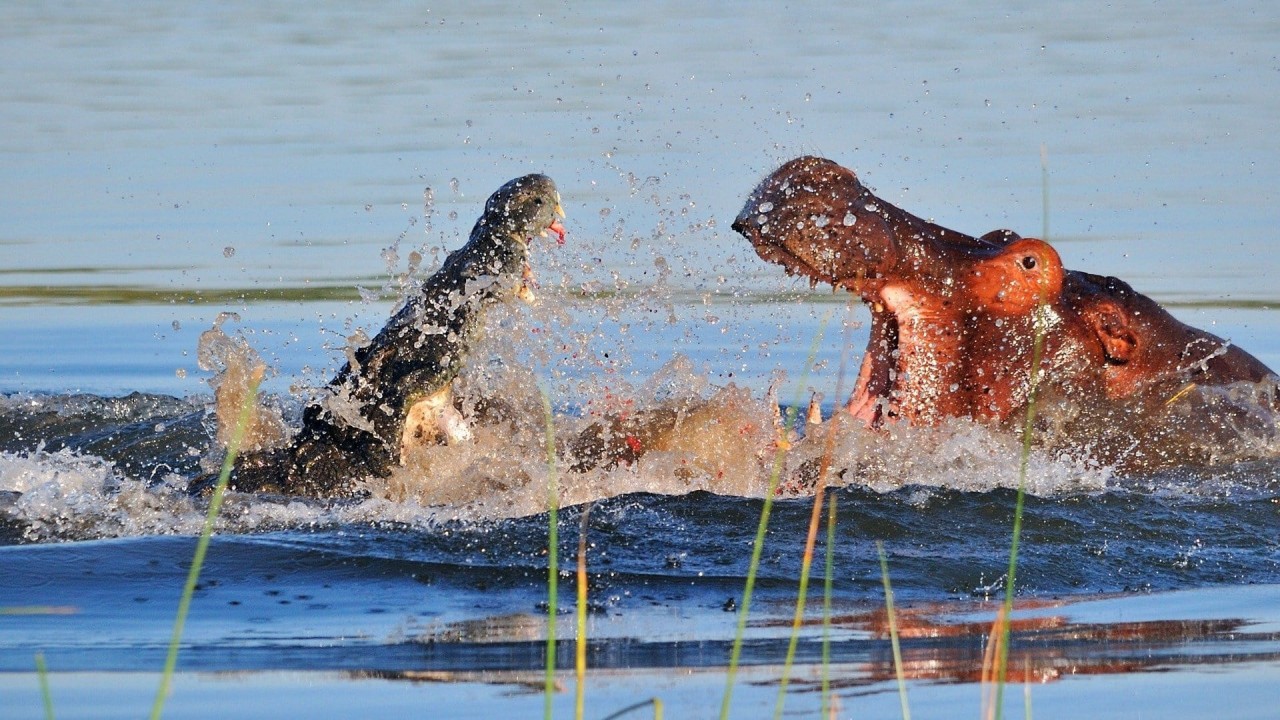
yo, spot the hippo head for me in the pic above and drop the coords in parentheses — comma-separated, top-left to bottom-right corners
(733, 156, 1273, 431)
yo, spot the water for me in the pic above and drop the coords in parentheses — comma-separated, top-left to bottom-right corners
(2, 1, 1280, 717)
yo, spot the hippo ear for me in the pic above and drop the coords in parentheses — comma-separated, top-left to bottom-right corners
(1083, 300, 1138, 364)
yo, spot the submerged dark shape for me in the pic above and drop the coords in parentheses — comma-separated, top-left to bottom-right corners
(732, 156, 1276, 468)
(205, 174, 566, 496)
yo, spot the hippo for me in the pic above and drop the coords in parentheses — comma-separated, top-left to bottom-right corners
(732, 156, 1276, 470)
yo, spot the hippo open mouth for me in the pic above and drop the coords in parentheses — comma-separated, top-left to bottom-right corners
(732, 156, 1273, 431)
(731, 156, 1054, 426)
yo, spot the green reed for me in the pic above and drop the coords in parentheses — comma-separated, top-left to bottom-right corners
(575, 503, 592, 720)
(774, 299, 856, 718)
(719, 415, 792, 720)
(719, 312, 831, 720)
(820, 490, 837, 718)
(989, 144, 1052, 720)
(35, 652, 54, 720)
(543, 386, 664, 720)
(149, 365, 263, 720)
(539, 387, 561, 720)
(877, 541, 912, 720)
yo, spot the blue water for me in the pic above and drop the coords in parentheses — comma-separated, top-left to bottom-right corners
(2, 1, 1279, 717)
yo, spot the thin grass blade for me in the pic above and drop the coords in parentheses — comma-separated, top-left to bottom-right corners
(820, 490, 837, 718)
(36, 651, 54, 720)
(877, 541, 912, 720)
(992, 145, 1051, 720)
(722, 311, 831, 720)
(149, 365, 263, 720)
(539, 386, 561, 720)
(575, 503, 591, 720)
(774, 302, 854, 718)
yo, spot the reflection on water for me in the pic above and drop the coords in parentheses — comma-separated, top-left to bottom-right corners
(381, 593, 1280, 687)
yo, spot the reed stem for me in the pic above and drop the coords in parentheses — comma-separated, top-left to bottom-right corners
(149, 365, 262, 720)
(540, 387, 561, 720)
(36, 651, 54, 720)
(820, 490, 837, 717)
(720, 312, 831, 720)
(991, 144, 1051, 720)
(575, 503, 591, 720)
(877, 541, 912, 720)
(774, 300, 854, 717)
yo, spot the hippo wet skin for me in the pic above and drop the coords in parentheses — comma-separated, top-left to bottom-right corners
(733, 156, 1276, 470)
(200, 174, 566, 497)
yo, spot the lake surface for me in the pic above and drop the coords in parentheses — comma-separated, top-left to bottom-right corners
(2, 1, 1279, 718)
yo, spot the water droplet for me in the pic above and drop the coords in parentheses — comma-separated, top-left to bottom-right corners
(842, 212, 857, 226)
(864, 203, 879, 213)
(758, 201, 774, 213)
(175, 368, 187, 379)
(171, 320, 181, 331)
(449, 178, 460, 194)
(812, 214, 829, 228)
(223, 246, 235, 258)
(756, 214, 767, 225)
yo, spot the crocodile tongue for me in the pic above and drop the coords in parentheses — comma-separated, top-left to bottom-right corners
(549, 218, 566, 244)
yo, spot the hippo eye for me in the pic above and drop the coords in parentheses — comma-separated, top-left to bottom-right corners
(1020, 255, 1037, 270)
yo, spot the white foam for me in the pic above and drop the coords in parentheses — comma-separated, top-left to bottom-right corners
(1, 449, 202, 540)
(802, 418, 1112, 495)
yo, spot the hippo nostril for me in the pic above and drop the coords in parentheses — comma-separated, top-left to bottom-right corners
(1021, 255, 1037, 270)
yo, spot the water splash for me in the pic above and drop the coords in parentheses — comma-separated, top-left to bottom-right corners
(196, 312, 290, 454)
